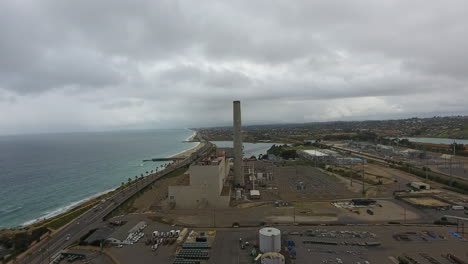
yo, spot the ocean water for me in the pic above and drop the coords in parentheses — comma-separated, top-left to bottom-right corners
(0, 129, 198, 229)
(212, 141, 278, 158)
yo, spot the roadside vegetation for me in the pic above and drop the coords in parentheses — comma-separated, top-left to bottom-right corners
(0, 226, 49, 263)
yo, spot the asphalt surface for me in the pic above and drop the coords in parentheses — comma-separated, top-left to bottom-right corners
(19, 142, 212, 264)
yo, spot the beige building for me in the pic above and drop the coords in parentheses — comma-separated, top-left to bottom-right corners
(168, 156, 231, 209)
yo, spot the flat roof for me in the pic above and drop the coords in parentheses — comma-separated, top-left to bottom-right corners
(411, 181, 429, 186)
(302, 149, 329, 156)
(250, 190, 260, 196)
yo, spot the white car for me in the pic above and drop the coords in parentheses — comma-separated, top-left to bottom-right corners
(153, 231, 159, 238)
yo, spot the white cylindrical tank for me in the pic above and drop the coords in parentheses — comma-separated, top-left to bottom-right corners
(259, 227, 281, 253)
(261, 252, 285, 264)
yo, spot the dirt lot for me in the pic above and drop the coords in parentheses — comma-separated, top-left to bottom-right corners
(403, 197, 451, 207)
(132, 197, 425, 228)
(272, 166, 359, 201)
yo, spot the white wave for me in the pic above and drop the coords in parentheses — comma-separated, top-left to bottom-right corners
(0, 205, 23, 215)
(20, 187, 116, 227)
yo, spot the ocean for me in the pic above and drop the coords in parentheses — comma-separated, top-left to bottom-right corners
(0, 129, 198, 229)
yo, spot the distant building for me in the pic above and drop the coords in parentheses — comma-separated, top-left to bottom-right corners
(376, 144, 394, 154)
(297, 149, 338, 164)
(250, 190, 260, 199)
(336, 157, 366, 165)
(168, 156, 231, 209)
(216, 147, 234, 158)
(397, 149, 422, 159)
(410, 181, 430, 191)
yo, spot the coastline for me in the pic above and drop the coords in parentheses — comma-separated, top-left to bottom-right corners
(20, 187, 116, 228)
(171, 130, 204, 158)
(10, 131, 200, 231)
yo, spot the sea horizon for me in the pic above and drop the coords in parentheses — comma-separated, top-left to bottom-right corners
(0, 128, 199, 229)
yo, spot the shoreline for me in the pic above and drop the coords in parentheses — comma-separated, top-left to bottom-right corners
(19, 187, 116, 228)
(170, 130, 203, 158)
(7, 131, 200, 231)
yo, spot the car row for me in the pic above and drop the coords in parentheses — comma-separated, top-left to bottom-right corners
(152, 229, 180, 239)
(123, 232, 145, 245)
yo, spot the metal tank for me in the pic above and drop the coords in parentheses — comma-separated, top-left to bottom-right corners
(259, 227, 281, 253)
(261, 252, 285, 264)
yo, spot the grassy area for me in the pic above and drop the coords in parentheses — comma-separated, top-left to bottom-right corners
(105, 166, 189, 220)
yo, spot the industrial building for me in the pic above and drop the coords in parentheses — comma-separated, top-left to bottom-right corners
(168, 156, 231, 209)
(410, 181, 431, 191)
(167, 101, 246, 208)
(376, 144, 394, 154)
(250, 190, 260, 199)
(336, 157, 366, 165)
(297, 149, 339, 164)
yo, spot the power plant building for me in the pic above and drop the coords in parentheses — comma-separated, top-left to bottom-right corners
(168, 156, 231, 209)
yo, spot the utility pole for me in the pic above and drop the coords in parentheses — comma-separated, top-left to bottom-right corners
(404, 207, 407, 224)
(213, 208, 216, 228)
(361, 160, 365, 196)
(449, 141, 454, 186)
(293, 206, 296, 225)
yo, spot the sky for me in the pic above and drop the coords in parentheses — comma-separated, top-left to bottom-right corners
(1, 0, 468, 135)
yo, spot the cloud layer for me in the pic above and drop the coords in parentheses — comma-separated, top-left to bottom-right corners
(1, 0, 467, 135)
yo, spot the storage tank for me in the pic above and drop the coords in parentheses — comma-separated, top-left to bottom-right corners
(261, 252, 285, 264)
(259, 227, 281, 253)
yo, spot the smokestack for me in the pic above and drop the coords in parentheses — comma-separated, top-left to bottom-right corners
(233, 100, 244, 186)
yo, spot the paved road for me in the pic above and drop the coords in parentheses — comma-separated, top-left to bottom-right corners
(19, 142, 213, 264)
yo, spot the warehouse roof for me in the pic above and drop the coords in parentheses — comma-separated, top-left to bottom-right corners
(302, 149, 329, 156)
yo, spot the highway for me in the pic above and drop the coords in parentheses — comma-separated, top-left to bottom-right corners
(19, 142, 213, 264)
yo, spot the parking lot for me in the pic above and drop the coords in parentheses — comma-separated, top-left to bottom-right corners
(206, 225, 468, 264)
(106, 220, 181, 264)
(89, 219, 468, 264)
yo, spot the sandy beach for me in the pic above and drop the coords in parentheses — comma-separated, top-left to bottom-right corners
(171, 141, 206, 158)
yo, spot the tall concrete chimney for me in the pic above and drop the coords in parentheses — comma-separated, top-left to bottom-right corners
(233, 100, 244, 186)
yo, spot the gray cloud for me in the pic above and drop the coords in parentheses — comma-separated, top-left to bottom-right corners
(0, 0, 467, 135)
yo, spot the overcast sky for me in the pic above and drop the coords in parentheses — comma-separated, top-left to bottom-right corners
(1, 0, 467, 135)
